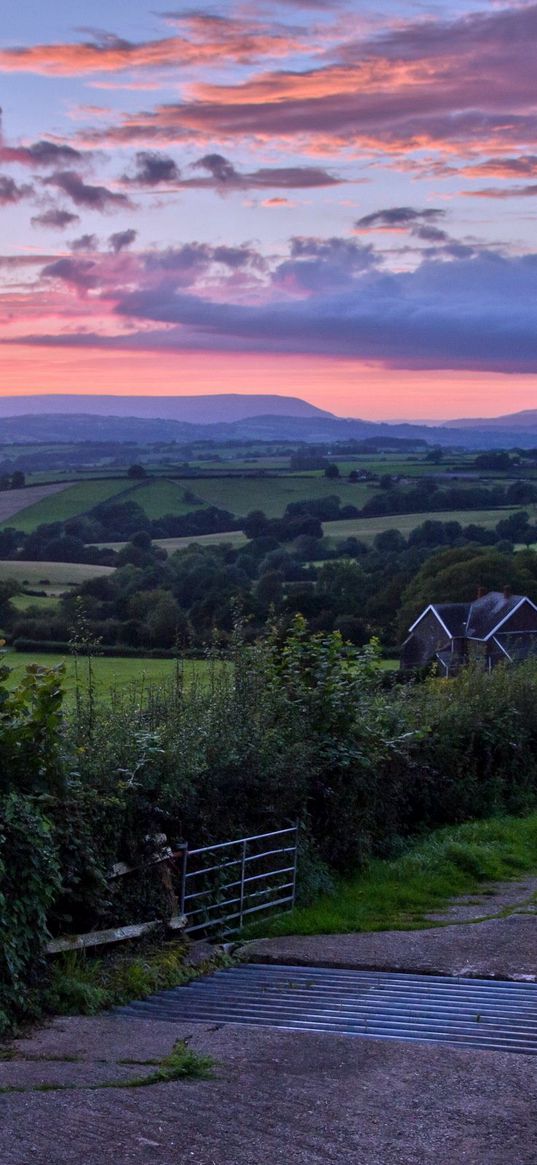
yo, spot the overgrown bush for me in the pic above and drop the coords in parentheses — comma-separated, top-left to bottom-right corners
(5, 623, 537, 1032)
(0, 796, 60, 1033)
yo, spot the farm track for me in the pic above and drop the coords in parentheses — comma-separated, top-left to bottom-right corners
(4, 901, 537, 1164)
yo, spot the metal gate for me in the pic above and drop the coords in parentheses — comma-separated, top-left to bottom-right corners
(178, 825, 298, 936)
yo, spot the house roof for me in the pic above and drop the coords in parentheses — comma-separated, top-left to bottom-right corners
(410, 592, 535, 642)
(465, 592, 526, 639)
(432, 603, 469, 638)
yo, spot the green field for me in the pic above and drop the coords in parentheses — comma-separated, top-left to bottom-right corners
(128, 478, 206, 519)
(191, 456, 292, 470)
(184, 475, 378, 518)
(2, 479, 133, 532)
(99, 530, 248, 553)
(10, 593, 61, 613)
(98, 507, 521, 556)
(0, 560, 115, 592)
(2, 650, 226, 696)
(323, 507, 522, 544)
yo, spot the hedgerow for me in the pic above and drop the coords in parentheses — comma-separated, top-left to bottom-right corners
(3, 622, 537, 1032)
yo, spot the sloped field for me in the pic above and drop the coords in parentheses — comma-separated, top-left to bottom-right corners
(0, 482, 69, 526)
(0, 478, 134, 532)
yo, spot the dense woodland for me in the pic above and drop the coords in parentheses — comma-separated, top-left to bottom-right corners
(3, 503, 537, 653)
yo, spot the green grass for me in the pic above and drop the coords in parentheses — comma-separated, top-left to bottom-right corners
(116, 1041, 214, 1087)
(323, 507, 523, 544)
(2, 650, 224, 696)
(194, 456, 291, 470)
(128, 479, 207, 519)
(0, 560, 115, 592)
(10, 593, 60, 613)
(0, 482, 73, 526)
(185, 475, 378, 518)
(98, 530, 248, 553)
(2, 479, 134, 532)
(0, 1040, 214, 1094)
(249, 813, 537, 938)
(45, 940, 225, 1016)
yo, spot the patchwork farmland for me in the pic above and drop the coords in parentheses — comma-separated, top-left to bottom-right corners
(0, 481, 69, 526)
(0, 559, 115, 591)
(0, 478, 136, 532)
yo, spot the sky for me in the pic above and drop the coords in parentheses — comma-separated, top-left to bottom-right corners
(1, 0, 537, 421)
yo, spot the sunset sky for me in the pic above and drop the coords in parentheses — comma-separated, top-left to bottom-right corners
(1, 0, 537, 420)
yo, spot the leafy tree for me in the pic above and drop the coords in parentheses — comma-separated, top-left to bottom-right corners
(496, 511, 530, 542)
(243, 510, 270, 539)
(374, 529, 407, 554)
(475, 451, 512, 470)
(144, 595, 184, 647)
(316, 560, 366, 613)
(255, 570, 284, 609)
(324, 463, 340, 479)
(127, 463, 146, 479)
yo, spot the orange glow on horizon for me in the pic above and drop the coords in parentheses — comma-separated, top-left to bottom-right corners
(2, 346, 537, 421)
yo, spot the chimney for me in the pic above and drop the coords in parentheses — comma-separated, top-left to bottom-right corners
(503, 585, 512, 600)
(477, 585, 486, 599)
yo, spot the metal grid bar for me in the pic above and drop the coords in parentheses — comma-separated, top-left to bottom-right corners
(116, 964, 537, 1054)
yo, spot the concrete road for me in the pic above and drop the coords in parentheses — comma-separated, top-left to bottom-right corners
(2, 1014, 537, 1165)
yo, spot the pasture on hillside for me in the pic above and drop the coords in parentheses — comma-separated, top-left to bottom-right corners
(126, 478, 208, 518)
(0, 482, 69, 526)
(323, 507, 525, 544)
(97, 530, 248, 552)
(0, 559, 115, 592)
(0, 478, 134, 532)
(182, 475, 378, 517)
(10, 593, 60, 613)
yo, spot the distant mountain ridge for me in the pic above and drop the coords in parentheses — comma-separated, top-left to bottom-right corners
(447, 409, 537, 430)
(1, 396, 537, 448)
(2, 410, 537, 449)
(0, 393, 332, 424)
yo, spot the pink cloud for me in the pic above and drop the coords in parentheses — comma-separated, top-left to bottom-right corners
(78, 4, 537, 164)
(261, 197, 295, 206)
(0, 19, 309, 76)
(464, 183, 537, 198)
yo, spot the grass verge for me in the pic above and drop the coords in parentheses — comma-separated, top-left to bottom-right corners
(247, 813, 537, 938)
(44, 938, 230, 1018)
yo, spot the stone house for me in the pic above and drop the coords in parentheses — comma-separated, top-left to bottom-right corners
(400, 588, 537, 675)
